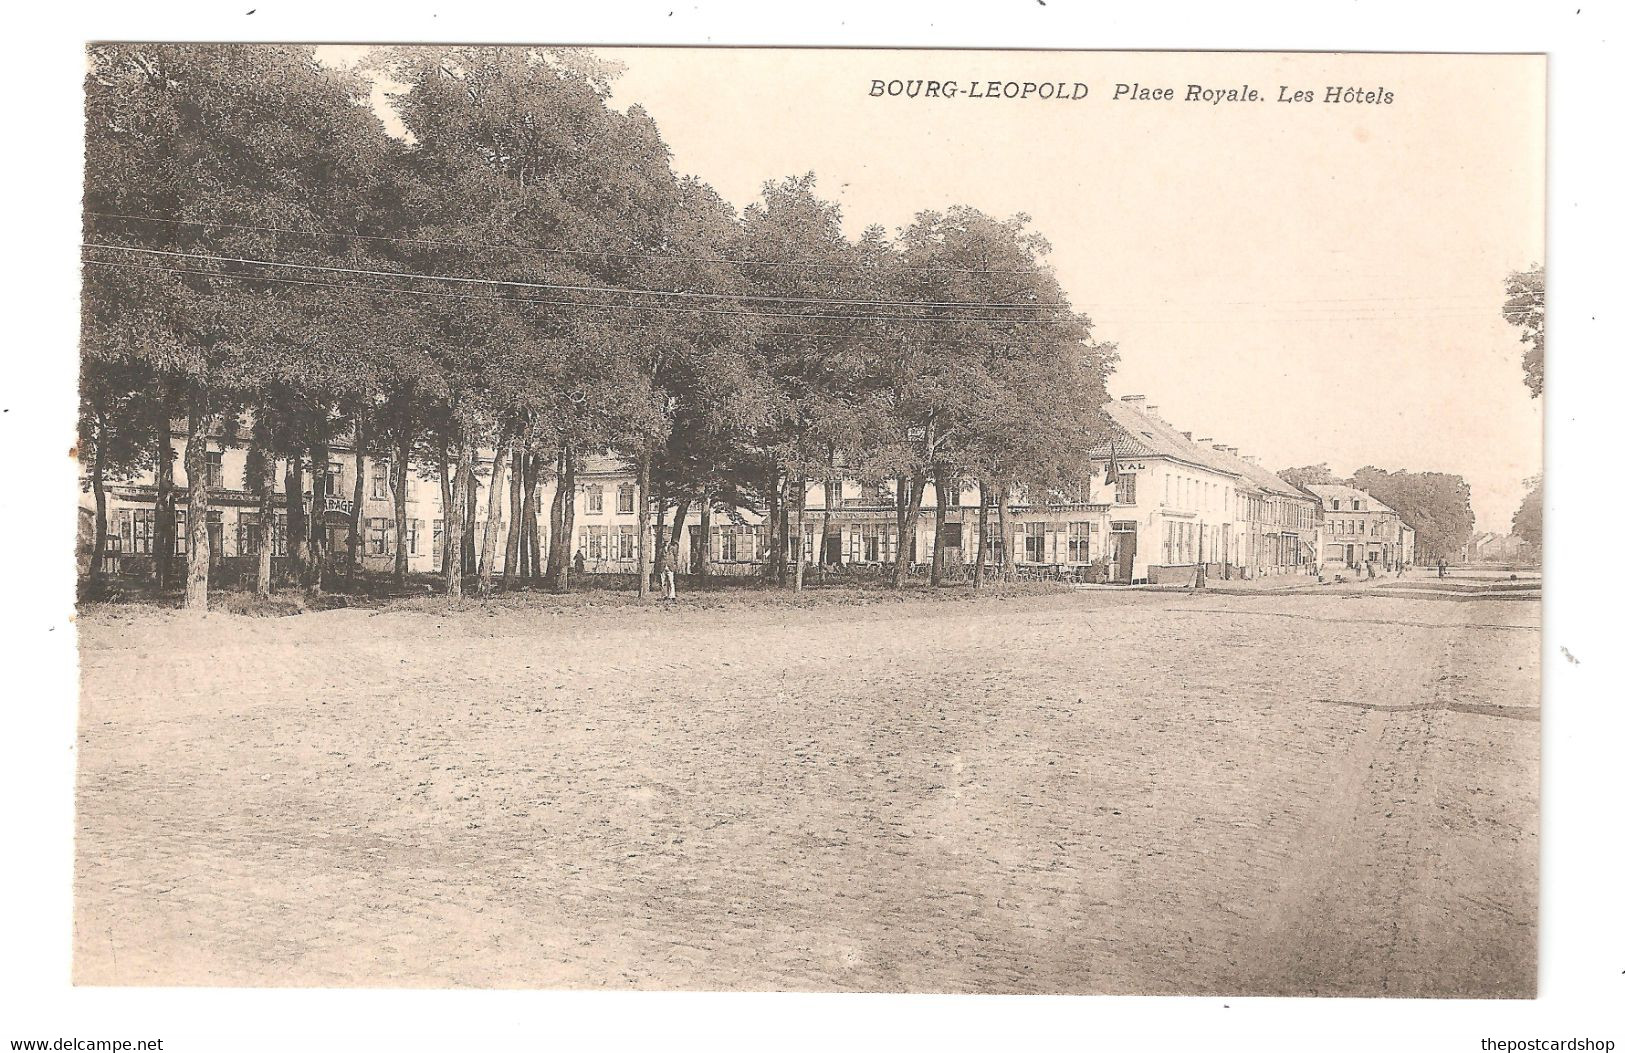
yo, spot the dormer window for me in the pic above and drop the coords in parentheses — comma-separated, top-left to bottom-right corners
(1331, 499, 1341, 511)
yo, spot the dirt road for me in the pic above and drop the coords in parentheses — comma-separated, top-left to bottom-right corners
(73, 588, 1539, 994)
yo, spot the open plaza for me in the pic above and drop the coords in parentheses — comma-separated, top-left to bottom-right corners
(73, 577, 1538, 995)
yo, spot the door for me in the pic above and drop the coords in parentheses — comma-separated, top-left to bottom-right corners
(1112, 524, 1137, 583)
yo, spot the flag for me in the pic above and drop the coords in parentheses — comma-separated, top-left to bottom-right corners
(1105, 441, 1121, 487)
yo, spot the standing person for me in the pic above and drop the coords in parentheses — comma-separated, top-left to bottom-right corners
(573, 546, 586, 578)
(1437, 557, 1446, 579)
(660, 541, 678, 602)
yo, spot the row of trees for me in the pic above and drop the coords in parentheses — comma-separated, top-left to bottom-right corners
(79, 45, 1118, 611)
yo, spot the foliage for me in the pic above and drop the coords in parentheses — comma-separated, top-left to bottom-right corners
(1511, 475, 1542, 554)
(1502, 264, 1544, 398)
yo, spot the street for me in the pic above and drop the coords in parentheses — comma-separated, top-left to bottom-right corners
(73, 587, 1539, 995)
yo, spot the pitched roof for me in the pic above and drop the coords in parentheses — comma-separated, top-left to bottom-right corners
(1087, 399, 1242, 478)
(1201, 443, 1314, 500)
(1304, 484, 1395, 515)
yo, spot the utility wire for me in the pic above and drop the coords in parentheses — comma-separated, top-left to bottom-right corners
(85, 210, 1055, 277)
(81, 257, 1089, 327)
(82, 241, 1071, 312)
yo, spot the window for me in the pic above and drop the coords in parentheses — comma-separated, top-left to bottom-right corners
(325, 466, 344, 497)
(942, 522, 964, 548)
(1164, 522, 1175, 564)
(1068, 522, 1093, 563)
(584, 524, 608, 560)
(616, 483, 635, 515)
(406, 519, 420, 555)
(1354, 500, 1363, 511)
(173, 510, 187, 555)
(237, 512, 283, 557)
(369, 517, 391, 555)
(205, 450, 225, 489)
(1332, 499, 1341, 511)
(720, 528, 739, 562)
(1165, 474, 1172, 503)
(1118, 473, 1137, 505)
(585, 485, 604, 514)
(612, 525, 638, 561)
(945, 485, 961, 508)
(131, 508, 156, 555)
(1022, 521, 1047, 563)
(372, 467, 390, 501)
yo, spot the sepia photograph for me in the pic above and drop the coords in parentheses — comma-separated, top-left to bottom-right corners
(65, 43, 1553, 1001)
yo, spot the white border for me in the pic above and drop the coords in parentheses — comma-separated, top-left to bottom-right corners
(5, 2, 1619, 1050)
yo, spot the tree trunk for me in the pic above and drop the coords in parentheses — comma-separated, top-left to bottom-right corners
(504, 443, 524, 581)
(256, 445, 276, 598)
(793, 477, 806, 593)
(462, 454, 479, 578)
(153, 423, 174, 588)
(182, 408, 211, 612)
(891, 471, 927, 588)
(89, 420, 107, 581)
(284, 457, 306, 585)
(521, 451, 542, 583)
(666, 498, 691, 575)
(974, 478, 990, 588)
(696, 496, 711, 584)
(348, 410, 366, 586)
(546, 449, 567, 587)
(765, 463, 782, 586)
(308, 439, 329, 595)
(559, 447, 576, 590)
(392, 434, 410, 586)
(636, 451, 653, 599)
(930, 474, 950, 586)
(444, 437, 468, 602)
(438, 436, 454, 582)
(997, 487, 1014, 583)
(653, 480, 669, 583)
(478, 434, 511, 598)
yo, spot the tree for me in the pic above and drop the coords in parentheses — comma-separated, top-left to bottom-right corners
(1503, 264, 1544, 398)
(1277, 463, 1344, 491)
(1511, 475, 1543, 557)
(83, 44, 390, 610)
(1351, 466, 1476, 564)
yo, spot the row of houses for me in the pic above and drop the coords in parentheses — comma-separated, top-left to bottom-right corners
(83, 395, 1416, 586)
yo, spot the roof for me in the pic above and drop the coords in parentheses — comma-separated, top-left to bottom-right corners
(1087, 399, 1242, 478)
(1200, 443, 1315, 501)
(1304, 484, 1395, 515)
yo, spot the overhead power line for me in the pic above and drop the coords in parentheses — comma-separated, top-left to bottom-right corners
(80, 257, 1091, 327)
(85, 210, 1056, 277)
(81, 241, 1072, 312)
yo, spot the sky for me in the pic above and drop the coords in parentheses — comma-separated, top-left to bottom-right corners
(323, 45, 1545, 532)
(595, 48, 1545, 532)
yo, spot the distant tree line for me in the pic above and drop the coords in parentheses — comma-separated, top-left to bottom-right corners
(79, 45, 1118, 611)
(1276, 462, 1477, 562)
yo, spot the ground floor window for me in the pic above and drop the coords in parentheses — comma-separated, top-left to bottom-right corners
(1067, 522, 1094, 563)
(130, 508, 156, 555)
(583, 525, 608, 561)
(1021, 521, 1048, 563)
(611, 525, 638, 561)
(941, 522, 964, 549)
(369, 517, 391, 555)
(848, 523, 896, 564)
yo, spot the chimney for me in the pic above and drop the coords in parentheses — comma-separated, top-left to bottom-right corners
(1181, 431, 1193, 441)
(1120, 394, 1145, 404)
(1197, 437, 1213, 445)
(1146, 405, 1160, 417)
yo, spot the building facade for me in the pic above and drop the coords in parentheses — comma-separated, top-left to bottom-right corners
(1307, 484, 1408, 570)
